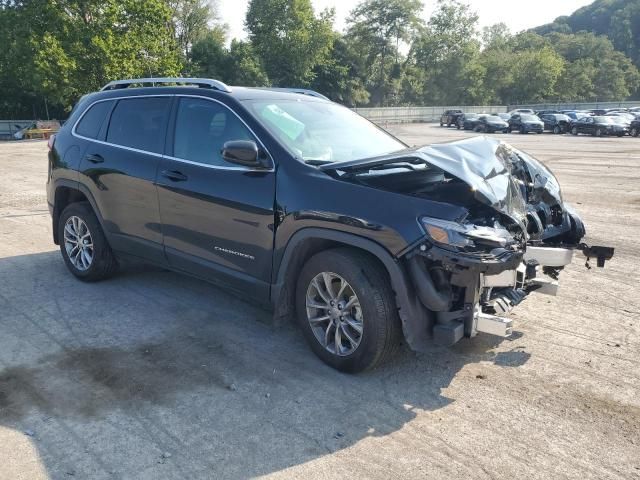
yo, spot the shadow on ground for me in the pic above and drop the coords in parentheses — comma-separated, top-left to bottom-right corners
(0, 251, 528, 479)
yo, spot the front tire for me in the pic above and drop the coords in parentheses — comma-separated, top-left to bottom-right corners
(553, 126, 561, 134)
(594, 128, 602, 137)
(571, 126, 578, 135)
(520, 126, 526, 134)
(58, 202, 117, 281)
(632, 127, 639, 137)
(295, 248, 401, 373)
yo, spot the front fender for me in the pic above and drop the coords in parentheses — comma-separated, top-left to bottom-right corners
(272, 227, 434, 352)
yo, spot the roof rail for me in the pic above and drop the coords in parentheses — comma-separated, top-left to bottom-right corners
(263, 88, 329, 100)
(100, 77, 232, 93)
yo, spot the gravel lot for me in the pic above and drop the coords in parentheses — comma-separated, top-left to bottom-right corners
(0, 125, 638, 480)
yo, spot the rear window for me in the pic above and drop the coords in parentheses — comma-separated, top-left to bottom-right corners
(75, 101, 113, 139)
(106, 97, 172, 154)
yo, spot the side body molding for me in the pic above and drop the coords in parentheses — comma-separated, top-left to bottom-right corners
(272, 228, 434, 351)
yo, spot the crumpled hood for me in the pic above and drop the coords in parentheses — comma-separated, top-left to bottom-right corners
(321, 136, 566, 235)
(417, 137, 529, 227)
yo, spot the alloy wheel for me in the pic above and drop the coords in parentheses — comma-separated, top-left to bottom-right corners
(305, 272, 363, 356)
(64, 216, 94, 271)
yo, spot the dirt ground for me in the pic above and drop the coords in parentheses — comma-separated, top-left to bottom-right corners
(0, 125, 638, 480)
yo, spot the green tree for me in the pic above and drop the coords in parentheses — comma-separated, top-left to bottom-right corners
(410, 0, 486, 105)
(245, 0, 334, 86)
(311, 36, 370, 106)
(0, 0, 182, 118)
(189, 30, 228, 79)
(346, 0, 423, 106)
(224, 40, 270, 86)
(169, 0, 226, 60)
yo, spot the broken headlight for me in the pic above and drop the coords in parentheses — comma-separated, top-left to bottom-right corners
(420, 217, 514, 251)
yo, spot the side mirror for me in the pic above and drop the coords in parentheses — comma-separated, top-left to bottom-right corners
(221, 140, 269, 169)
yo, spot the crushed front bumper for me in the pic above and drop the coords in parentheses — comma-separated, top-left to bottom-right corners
(405, 241, 613, 347)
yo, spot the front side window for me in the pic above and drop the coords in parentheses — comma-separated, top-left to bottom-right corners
(76, 100, 113, 139)
(106, 97, 171, 154)
(173, 97, 254, 166)
(243, 99, 406, 164)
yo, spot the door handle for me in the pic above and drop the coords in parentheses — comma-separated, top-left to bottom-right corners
(161, 170, 188, 182)
(85, 153, 104, 164)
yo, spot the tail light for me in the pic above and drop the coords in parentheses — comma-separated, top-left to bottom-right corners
(47, 134, 56, 150)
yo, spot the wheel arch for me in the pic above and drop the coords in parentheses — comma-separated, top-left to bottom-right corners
(271, 228, 433, 351)
(52, 180, 105, 245)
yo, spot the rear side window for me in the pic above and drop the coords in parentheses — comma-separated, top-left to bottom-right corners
(106, 97, 171, 154)
(173, 97, 254, 166)
(75, 101, 113, 139)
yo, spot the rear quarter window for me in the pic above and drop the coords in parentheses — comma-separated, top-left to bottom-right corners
(75, 101, 113, 139)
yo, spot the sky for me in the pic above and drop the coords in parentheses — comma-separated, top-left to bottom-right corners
(218, 0, 595, 44)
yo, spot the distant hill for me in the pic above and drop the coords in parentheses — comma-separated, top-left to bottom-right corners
(533, 0, 640, 67)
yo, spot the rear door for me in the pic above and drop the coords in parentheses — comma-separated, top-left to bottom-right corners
(540, 115, 551, 130)
(77, 95, 172, 263)
(156, 96, 276, 301)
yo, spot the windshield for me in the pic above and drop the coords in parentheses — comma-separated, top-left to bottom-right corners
(553, 114, 570, 121)
(485, 115, 503, 122)
(243, 100, 406, 163)
(520, 115, 539, 122)
(594, 116, 614, 123)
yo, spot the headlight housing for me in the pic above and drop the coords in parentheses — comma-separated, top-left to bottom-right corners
(420, 217, 514, 252)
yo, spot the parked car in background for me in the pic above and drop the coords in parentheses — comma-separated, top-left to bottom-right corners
(536, 110, 562, 116)
(470, 114, 509, 133)
(508, 113, 544, 134)
(457, 113, 481, 130)
(590, 109, 615, 116)
(570, 116, 628, 137)
(440, 109, 463, 127)
(507, 108, 535, 116)
(493, 113, 511, 122)
(540, 113, 571, 134)
(605, 112, 635, 124)
(561, 110, 591, 121)
(630, 119, 640, 137)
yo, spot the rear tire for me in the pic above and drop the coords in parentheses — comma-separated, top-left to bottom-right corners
(594, 128, 602, 137)
(632, 127, 639, 137)
(520, 126, 526, 134)
(58, 202, 117, 281)
(571, 126, 578, 135)
(295, 248, 401, 373)
(553, 126, 560, 134)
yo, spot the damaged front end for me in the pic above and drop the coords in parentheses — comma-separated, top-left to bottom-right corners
(321, 136, 614, 348)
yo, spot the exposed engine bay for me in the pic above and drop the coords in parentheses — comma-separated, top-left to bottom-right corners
(321, 137, 614, 346)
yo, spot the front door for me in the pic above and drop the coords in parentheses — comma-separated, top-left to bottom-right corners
(156, 96, 276, 301)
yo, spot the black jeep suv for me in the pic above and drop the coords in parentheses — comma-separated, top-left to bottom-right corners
(440, 109, 463, 127)
(47, 78, 612, 372)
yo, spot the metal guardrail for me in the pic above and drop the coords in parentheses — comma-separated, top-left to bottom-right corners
(2, 100, 639, 137)
(509, 101, 640, 111)
(354, 106, 508, 123)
